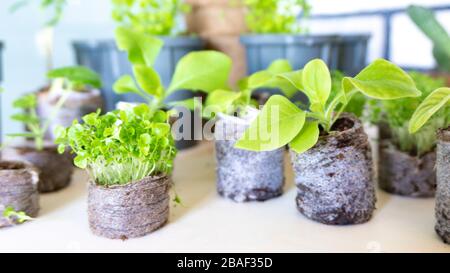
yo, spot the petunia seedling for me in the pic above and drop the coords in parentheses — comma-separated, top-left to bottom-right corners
(235, 58, 422, 153)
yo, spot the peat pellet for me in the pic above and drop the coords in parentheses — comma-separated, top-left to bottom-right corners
(290, 114, 376, 225)
(0, 161, 39, 228)
(435, 127, 450, 243)
(379, 141, 436, 197)
(2, 141, 73, 193)
(214, 115, 285, 202)
(88, 175, 170, 240)
(37, 88, 103, 140)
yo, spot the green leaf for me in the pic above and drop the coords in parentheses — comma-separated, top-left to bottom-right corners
(167, 51, 232, 94)
(204, 89, 241, 118)
(47, 66, 102, 88)
(10, 113, 39, 124)
(13, 94, 37, 108)
(113, 75, 141, 95)
(167, 98, 198, 111)
(57, 144, 66, 154)
(343, 59, 421, 100)
(302, 59, 331, 106)
(277, 70, 304, 98)
(267, 59, 293, 74)
(115, 26, 163, 66)
(409, 87, 450, 133)
(3, 206, 33, 224)
(247, 59, 297, 97)
(74, 155, 88, 169)
(290, 121, 320, 154)
(133, 65, 163, 98)
(235, 95, 306, 151)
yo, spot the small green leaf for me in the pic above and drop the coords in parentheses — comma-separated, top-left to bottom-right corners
(205, 89, 241, 117)
(409, 87, 450, 133)
(133, 65, 163, 98)
(290, 121, 320, 154)
(57, 144, 66, 154)
(47, 66, 102, 88)
(167, 98, 198, 111)
(236, 95, 306, 151)
(267, 59, 293, 74)
(3, 206, 33, 224)
(13, 94, 37, 108)
(113, 75, 141, 95)
(167, 51, 232, 94)
(343, 59, 421, 100)
(74, 155, 88, 169)
(302, 59, 331, 106)
(115, 27, 163, 66)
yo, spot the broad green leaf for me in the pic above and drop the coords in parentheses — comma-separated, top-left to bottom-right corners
(247, 59, 297, 97)
(133, 65, 163, 98)
(113, 75, 140, 95)
(13, 94, 37, 108)
(267, 59, 293, 74)
(277, 70, 304, 98)
(47, 66, 102, 88)
(167, 98, 197, 111)
(115, 27, 163, 66)
(167, 51, 232, 94)
(409, 87, 450, 133)
(343, 59, 421, 100)
(302, 59, 331, 106)
(290, 121, 320, 154)
(204, 89, 241, 117)
(235, 95, 306, 151)
(10, 113, 39, 124)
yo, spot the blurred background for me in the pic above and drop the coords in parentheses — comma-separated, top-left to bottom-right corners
(0, 0, 449, 138)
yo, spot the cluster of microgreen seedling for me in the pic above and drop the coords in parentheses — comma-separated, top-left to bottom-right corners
(56, 104, 176, 186)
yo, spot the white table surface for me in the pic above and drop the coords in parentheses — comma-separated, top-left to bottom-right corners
(1, 141, 449, 253)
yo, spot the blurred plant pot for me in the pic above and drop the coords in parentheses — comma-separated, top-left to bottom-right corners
(290, 114, 376, 225)
(378, 140, 436, 197)
(36, 86, 104, 140)
(88, 175, 170, 240)
(73, 36, 204, 150)
(0, 161, 39, 228)
(435, 127, 450, 244)
(2, 141, 73, 193)
(214, 112, 285, 202)
(240, 34, 370, 76)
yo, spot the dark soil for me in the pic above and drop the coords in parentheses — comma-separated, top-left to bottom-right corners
(2, 142, 73, 193)
(291, 113, 376, 225)
(435, 127, 450, 243)
(0, 160, 39, 227)
(88, 175, 170, 239)
(379, 140, 436, 197)
(214, 115, 285, 202)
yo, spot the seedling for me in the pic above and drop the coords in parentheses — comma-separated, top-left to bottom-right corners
(244, 0, 311, 34)
(204, 59, 295, 119)
(55, 104, 177, 186)
(111, 0, 191, 36)
(2, 206, 33, 224)
(8, 66, 102, 150)
(113, 27, 232, 112)
(409, 87, 450, 134)
(235, 58, 421, 153)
